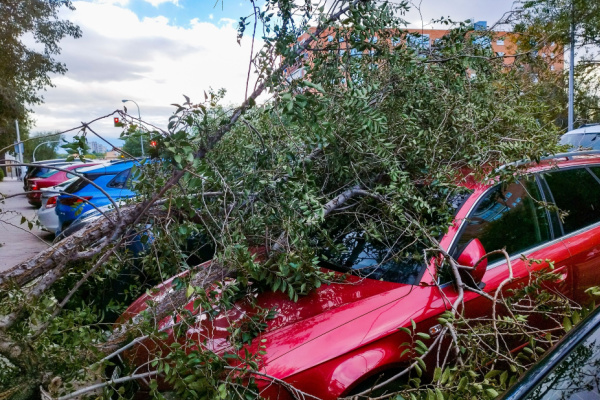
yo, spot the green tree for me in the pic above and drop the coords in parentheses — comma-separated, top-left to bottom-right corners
(121, 134, 147, 157)
(511, 0, 600, 128)
(22, 132, 64, 163)
(0, 1, 577, 399)
(0, 0, 81, 152)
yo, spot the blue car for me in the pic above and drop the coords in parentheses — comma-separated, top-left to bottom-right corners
(56, 160, 140, 233)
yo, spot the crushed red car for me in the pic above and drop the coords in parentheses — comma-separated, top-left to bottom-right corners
(119, 152, 600, 399)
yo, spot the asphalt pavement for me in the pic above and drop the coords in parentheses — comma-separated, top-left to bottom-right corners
(0, 177, 53, 272)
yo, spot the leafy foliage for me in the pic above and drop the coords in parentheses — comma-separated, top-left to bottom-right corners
(0, 0, 81, 151)
(0, 1, 583, 399)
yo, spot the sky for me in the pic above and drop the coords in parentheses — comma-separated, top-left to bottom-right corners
(29, 0, 518, 150)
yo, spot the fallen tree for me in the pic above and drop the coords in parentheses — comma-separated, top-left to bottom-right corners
(0, 1, 575, 399)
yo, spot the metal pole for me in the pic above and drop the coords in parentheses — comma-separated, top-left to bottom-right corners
(14, 119, 24, 180)
(33, 140, 60, 162)
(122, 99, 144, 157)
(568, 0, 575, 131)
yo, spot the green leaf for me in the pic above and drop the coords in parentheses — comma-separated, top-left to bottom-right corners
(435, 388, 444, 400)
(416, 332, 431, 340)
(563, 316, 573, 332)
(433, 366, 442, 382)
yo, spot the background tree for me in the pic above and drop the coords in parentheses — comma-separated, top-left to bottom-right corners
(0, 0, 81, 152)
(22, 132, 64, 162)
(121, 133, 147, 157)
(509, 0, 600, 128)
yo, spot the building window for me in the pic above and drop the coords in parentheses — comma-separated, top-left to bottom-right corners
(407, 33, 430, 50)
(496, 39, 505, 46)
(370, 36, 378, 44)
(350, 48, 362, 58)
(327, 35, 334, 42)
(289, 67, 305, 81)
(339, 49, 345, 56)
(496, 52, 505, 57)
(392, 37, 401, 47)
(550, 65, 555, 71)
(339, 37, 345, 43)
(473, 36, 491, 49)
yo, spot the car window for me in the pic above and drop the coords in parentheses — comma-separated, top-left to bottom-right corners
(522, 322, 600, 400)
(542, 167, 600, 235)
(38, 169, 60, 179)
(107, 168, 131, 189)
(560, 133, 600, 150)
(454, 177, 551, 264)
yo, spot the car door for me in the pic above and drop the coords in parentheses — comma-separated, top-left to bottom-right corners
(440, 175, 572, 318)
(540, 165, 600, 305)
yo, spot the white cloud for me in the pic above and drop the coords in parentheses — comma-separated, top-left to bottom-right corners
(209, 13, 214, 20)
(32, 1, 263, 147)
(93, 0, 129, 6)
(143, 0, 180, 7)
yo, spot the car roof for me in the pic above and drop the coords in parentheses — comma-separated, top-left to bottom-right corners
(561, 124, 600, 136)
(75, 159, 141, 175)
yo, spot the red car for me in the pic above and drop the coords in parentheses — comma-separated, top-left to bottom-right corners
(26, 163, 98, 207)
(121, 153, 600, 399)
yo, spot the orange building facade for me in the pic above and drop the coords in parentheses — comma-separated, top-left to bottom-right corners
(286, 23, 564, 81)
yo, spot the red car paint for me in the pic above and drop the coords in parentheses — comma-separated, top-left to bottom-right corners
(120, 154, 600, 399)
(26, 163, 97, 206)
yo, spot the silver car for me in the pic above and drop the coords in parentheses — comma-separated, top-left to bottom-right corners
(37, 178, 78, 234)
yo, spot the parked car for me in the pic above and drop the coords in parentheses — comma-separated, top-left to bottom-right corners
(26, 162, 98, 207)
(23, 159, 77, 191)
(121, 151, 600, 399)
(501, 303, 600, 400)
(55, 160, 140, 234)
(37, 178, 78, 234)
(560, 123, 600, 150)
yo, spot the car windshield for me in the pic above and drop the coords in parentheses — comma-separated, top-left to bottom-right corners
(321, 190, 472, 285)
(560, 132, 600, 149)
(323, 232, 428, 285)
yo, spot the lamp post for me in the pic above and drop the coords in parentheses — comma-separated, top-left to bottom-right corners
(33, 140, 61, 162)
(121, 99, 144, 157)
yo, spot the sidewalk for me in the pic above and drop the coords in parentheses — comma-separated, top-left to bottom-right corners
(0, 178, 53, 272)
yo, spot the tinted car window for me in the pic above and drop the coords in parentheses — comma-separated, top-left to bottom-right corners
(39, 169, 60, 179)
(543, 168, 600, 235)
(523, 323, 600, 400)
(455, 178, 551, 264)
(64, 173, 104, 194)
(107, 169, 131, 189)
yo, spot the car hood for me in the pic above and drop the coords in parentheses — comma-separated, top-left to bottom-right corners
(121, 265, 429, 379)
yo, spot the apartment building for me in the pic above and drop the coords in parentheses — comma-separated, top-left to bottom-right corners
(285, 21, 564, 82)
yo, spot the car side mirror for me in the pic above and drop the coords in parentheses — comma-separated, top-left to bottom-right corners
(456, 238, 488, 288)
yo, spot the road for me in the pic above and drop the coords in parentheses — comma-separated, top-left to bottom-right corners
(0, 178, 53, 272)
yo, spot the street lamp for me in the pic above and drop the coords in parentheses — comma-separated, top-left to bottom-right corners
(33, 140, 61, 162)
(121, 99, 145, 157)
